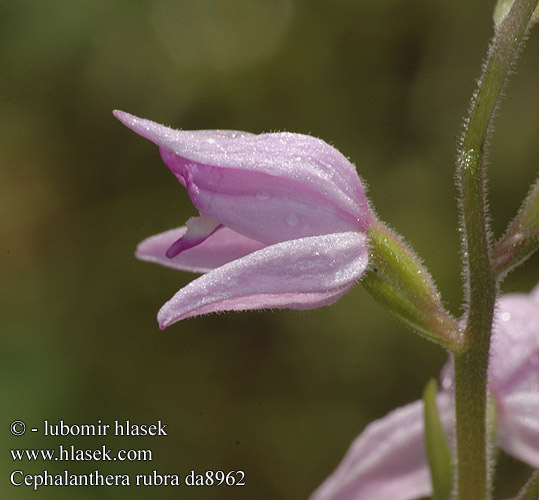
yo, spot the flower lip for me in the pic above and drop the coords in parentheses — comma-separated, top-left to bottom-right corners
(136, 226, 267, 274)
(164, 215, 222, 258)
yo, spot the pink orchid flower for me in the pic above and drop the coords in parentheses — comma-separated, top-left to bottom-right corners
(114, 111, 374, 328)
(310, 283, 539, 500)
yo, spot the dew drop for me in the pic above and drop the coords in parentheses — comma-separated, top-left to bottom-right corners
(286, 213, 299, 226)
(441, 375, 453, 391)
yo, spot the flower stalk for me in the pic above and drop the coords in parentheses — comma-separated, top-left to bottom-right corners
(455, 1, 539, 498)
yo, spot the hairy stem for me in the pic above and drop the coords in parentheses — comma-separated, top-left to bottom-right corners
(454, 1, 539, 499)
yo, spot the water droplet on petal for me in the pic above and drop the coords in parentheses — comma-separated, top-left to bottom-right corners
(286, 213, 299, 226)
(441, 375, 453, 391)
(502, 312, 511, 321)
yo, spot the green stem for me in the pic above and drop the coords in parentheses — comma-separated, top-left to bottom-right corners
(455, 1, 538, 499)
(455, 149, 496, 499)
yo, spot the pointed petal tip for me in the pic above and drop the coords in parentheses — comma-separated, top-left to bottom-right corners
(158, 309, 172, 329)
(112, 110, 186, 153)
(134, 239, 153, 263)
(112, 109, 134, 123)
(158, 312, 177, 330)
(113, 110, 149, 132)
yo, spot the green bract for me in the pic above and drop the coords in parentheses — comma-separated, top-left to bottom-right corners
(494, 0, 539, 27)
(492, 177, 539, 278)
(362, 221, 462, 350)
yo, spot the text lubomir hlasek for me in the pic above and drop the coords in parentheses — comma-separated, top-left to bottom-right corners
(41, 420, 167, 437)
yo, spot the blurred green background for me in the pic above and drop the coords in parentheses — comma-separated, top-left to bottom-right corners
(1, 0, 538, 498)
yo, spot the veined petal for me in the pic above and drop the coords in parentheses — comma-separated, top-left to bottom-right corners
(498, 392, 539, 467)
(310, 393, 454, 500)
(156, 232, 368, 328)
(136, 226, 266, 274)
(181, 162, 362, 245)
(113, 110, 372, 228)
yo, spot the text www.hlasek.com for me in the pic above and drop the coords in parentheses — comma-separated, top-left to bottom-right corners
(11, 445, 152, 462)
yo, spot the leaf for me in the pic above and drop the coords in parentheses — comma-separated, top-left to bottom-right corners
(423, 379, 453, 500)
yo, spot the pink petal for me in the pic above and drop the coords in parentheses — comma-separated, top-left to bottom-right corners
(440, 287, 539, 397)
(156, 232, 368, 328)
(310, 393, 454, 500)
(489, 293, 539, 395)
(136, 226, 266, 274)
(181, 162, 362, 245)
(113, 110, 372, 232)
(498, 392, 539, 467)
